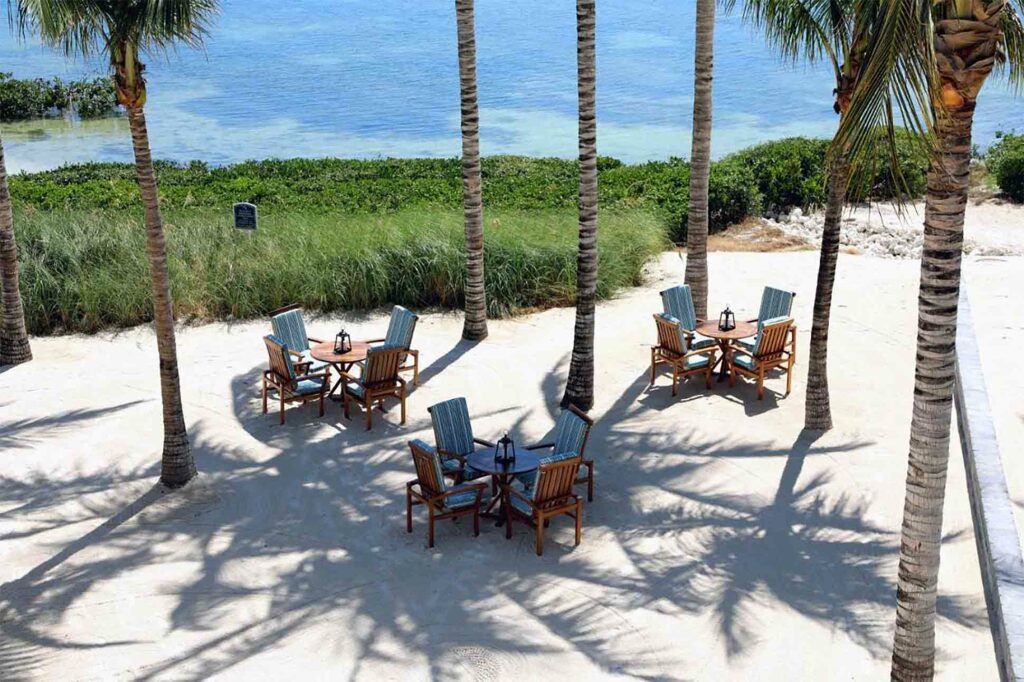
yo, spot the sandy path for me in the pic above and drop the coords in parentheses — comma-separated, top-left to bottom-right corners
(1, 251, 1020, 680)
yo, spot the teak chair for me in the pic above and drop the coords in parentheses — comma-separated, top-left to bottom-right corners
(270, 304, 328, 372)
(650, 313, 717, 394)
(504, 457, 583, 556)
(660, 284, 716, 350)
(726, 317, 795, 400)
(744, 287, 797, 357)
(406, 439, 488, 548)
(428, 397, 494, 482)
(262, 335, 330, 425)
(341, 346, 407, 430)
(366, 306, 420, 385)
(524, 405, 596, 502)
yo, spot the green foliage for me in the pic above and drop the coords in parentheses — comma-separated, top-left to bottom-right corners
(852, 128, 930, 200)
(987, 132, 1024, 202)
(14, 208, 667, 335)
(0, 72, 120, 121)
(726, 138, 830, 209)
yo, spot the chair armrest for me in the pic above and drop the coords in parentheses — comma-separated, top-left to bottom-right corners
(287, 348, 304, 359)
(307, 336, 324, 344)
(440, 482, 487, 502)
(365, 337, 386, 344)
(474, 437, 495, 448)
(685, 346, 717, 359)
(525, 442, 555, 451)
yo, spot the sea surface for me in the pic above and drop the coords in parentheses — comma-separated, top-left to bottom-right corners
(1, 0, 1020, 173)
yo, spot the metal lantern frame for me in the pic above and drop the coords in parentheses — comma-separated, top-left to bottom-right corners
(334, 329, 352, 354)
(494, 431, 517, 467)
(719, 307, 736, 332)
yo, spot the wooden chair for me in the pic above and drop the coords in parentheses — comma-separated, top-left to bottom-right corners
(365, 306, 420, 385)
(650, 313, 717, 394)
(504, 457, 583, 556)
(340, 346, 407, 430)
(745, 287, 797, 357)
(428, 397, 494, 483)
(524, 405, 596, 502)
(262, 335, 330, 425)
(270, 304, 328, 372)
(726, 317, 795, 400)
(406, 439, 488, 548)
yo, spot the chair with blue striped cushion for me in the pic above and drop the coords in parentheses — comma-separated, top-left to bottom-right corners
(650, 313, 717, 397)
(367, 306, 421, 385)
(428, 397, 493, 481)
(262, 334, 330, 424)
(661, 284, 715, 350)
(742, 287, 797, 356)
(503, 456, 582, 556)
(340, 345, 407, 430)
(523, 405, 597, 501)
(406, 439, 488, 548)
(726, 317, 795, 400)
(270, 305, 328, 373)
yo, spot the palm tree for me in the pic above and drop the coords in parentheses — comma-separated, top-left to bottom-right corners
(683, 0, 716, 319)
(0, 132, 33, 366)
(742, 0, 872, 431)
(837, 0, 1023, 677)
(13, 0, 220, 488)
(455, 0, 488, 341)
(562, 0, 598, 412)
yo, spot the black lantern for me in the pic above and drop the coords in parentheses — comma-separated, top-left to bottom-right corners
(494, 431, 516, 467)
(334, 330, 352, 354)
(719, 307, 735, 331)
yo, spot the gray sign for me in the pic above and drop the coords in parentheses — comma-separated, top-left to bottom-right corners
(233, 202, 258, 230)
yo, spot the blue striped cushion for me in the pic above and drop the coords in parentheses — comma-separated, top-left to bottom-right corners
(293, 377, 325, 395)
(384, 306, 418, 349)
(661, 284, 697, 332)
(430, 397, 475, 457)
(733, 353, 757, 371)
(553, 410, 589, 457)
(345, 383, 366, 399)
(685, 354, 711, 369)
(271, 309, 309, 353)
(517, 450, 578, 489)
(410, 439, 447, 493)
(757, 287, 794, 333)
(299, 350, 329, 372)
(692, 338, 716, 350)
(509, 492, 533, 516)
(444, 489, 479, 510)
(441, 458, 488, 480)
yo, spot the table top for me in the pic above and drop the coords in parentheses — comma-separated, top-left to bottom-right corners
(309, 340, 370, 364)
(466, 448, 543, 476)
(695, 320, 756, 341)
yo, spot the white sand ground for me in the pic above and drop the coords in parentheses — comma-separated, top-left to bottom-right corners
(1, 251, 1021, 681)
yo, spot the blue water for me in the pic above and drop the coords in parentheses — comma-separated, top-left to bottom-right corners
(1, 0, 1019, 172)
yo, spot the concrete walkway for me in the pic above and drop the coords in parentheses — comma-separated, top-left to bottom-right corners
(1, 251, 1018, 680)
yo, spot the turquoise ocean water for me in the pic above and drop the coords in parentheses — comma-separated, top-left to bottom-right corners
(0, 0, 1019, 172)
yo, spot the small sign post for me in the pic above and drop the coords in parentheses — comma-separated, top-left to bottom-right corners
(233, 202, 258, 231)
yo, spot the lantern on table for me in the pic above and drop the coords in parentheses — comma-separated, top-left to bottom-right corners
(334, 330, 352, 354)
(494, 431, 516, 467)
(718, 306, 735, 332)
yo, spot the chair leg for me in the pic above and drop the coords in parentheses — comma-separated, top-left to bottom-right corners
(427, 506, 435, 548)
(365, 397, 373, 430)
(671, 366, 679, 397)
(650, 348, 657, 386)
(343, 391, 350, 420)
(400, 387, 406, 425)
(412, 351, 420, 386)
(786, 359, 794, 396)
(505, 500, 513, 540)
(758, 369, 765, 400)
(318, 390, 325, 417)
(705, 363, 712, 389)
(279, 394, 286, 425)
(535, 514, 544, 556)
(406, 490, 413, 533)
(586, 461, 594, 502)
(575, 500, 582, 546)
(262, 377, 268, 414)
(728, 358, 736, 388)
(473, 507, 480, 537)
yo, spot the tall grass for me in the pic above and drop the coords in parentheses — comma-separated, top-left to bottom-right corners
(15, 208, 667, 334)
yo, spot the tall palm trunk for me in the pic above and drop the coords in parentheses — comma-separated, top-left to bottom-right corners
(804, 157, 849, 430)
(562, 0, 598, 412)
(0, 133, 33, 366)
(683, 0, 716, 319)
(456, 0, 488, 341)
(126, 106, 196, 488)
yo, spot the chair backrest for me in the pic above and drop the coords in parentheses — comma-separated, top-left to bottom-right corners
(532, 457, 581, 509)
(409, 439, 446, 498)
(362, 346, 403, 386)
(429, 397, 475, 457)
(384, 306, 419, 349)
(757, 287, 795, 332)
(271, 308, 310, 354)
(753, 317, 793, 361)
(660, 284, 697, 332)
(264, 335, 297, 383)
(552, 405, 593, 457)
(654, 313, 688, 356)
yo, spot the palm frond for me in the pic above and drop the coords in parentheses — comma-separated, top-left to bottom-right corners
(999, 2, 1024, 89)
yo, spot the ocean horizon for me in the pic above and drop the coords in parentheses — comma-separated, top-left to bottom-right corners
(1, 0, 1019, 173)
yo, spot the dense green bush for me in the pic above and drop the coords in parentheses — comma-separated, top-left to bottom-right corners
(987, 132, 1024, 202)
(15, 208, 667, 334)
(0, 72, 120, 121)
(726, 138, 830, 209)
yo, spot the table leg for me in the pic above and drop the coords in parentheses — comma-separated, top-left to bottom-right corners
(716, 340, 731, 382)
(481, 473, 511, 526)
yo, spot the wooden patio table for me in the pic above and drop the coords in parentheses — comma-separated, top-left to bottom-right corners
(695, 320, 757, 382)
(310, 340, 370, 399)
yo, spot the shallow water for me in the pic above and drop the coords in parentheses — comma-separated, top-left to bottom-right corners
(1, 0, 1019, 172)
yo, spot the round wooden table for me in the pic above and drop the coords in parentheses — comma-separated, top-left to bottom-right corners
(466, 449, 542, 526)
(695, 320, 757, 381)
(309, 340, 370, 398)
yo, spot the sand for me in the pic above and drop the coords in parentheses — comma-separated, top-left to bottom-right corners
(1, 250, 1021, 681)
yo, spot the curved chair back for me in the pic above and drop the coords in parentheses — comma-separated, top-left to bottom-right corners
(363, 346, 403, 386)
(552, 405, 593, 457)
(757, 287, 795, 332)
(654, 313, 689, 356)
(264, 335, 297, 383)
(753, 317, 793, 362)
(271, 308, 310, 354)
(660, 284, 697, 332)
(533, 457, 582, 509)
(384, 306, 419, 349)
(409, 439, 446, 498)
(429, 397, 475, 457)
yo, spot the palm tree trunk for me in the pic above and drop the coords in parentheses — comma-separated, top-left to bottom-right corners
(0, 133, 33, 366)
(683, 0, 716, 319)
(890, 103, 974, 682)
(126, 106, 196, 488)
(456, 0, 488, 341)
(803, 157, 849, 430)
(562, 0, 598, 412)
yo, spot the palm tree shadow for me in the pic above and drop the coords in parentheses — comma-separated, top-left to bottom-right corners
(0, 400, 148, 451)
(417, 338, 482, 385)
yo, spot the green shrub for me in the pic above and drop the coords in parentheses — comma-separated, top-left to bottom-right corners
(987, 132, 1024, 202)
(854, 128, 930, 200)
(725, 137, 829, 209)
(0, 72, 120, 121)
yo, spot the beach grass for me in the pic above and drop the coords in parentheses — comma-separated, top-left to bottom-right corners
(15, 207, 668, 335)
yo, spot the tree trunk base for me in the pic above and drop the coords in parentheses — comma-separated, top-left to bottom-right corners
(0, 337, 32, 366)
